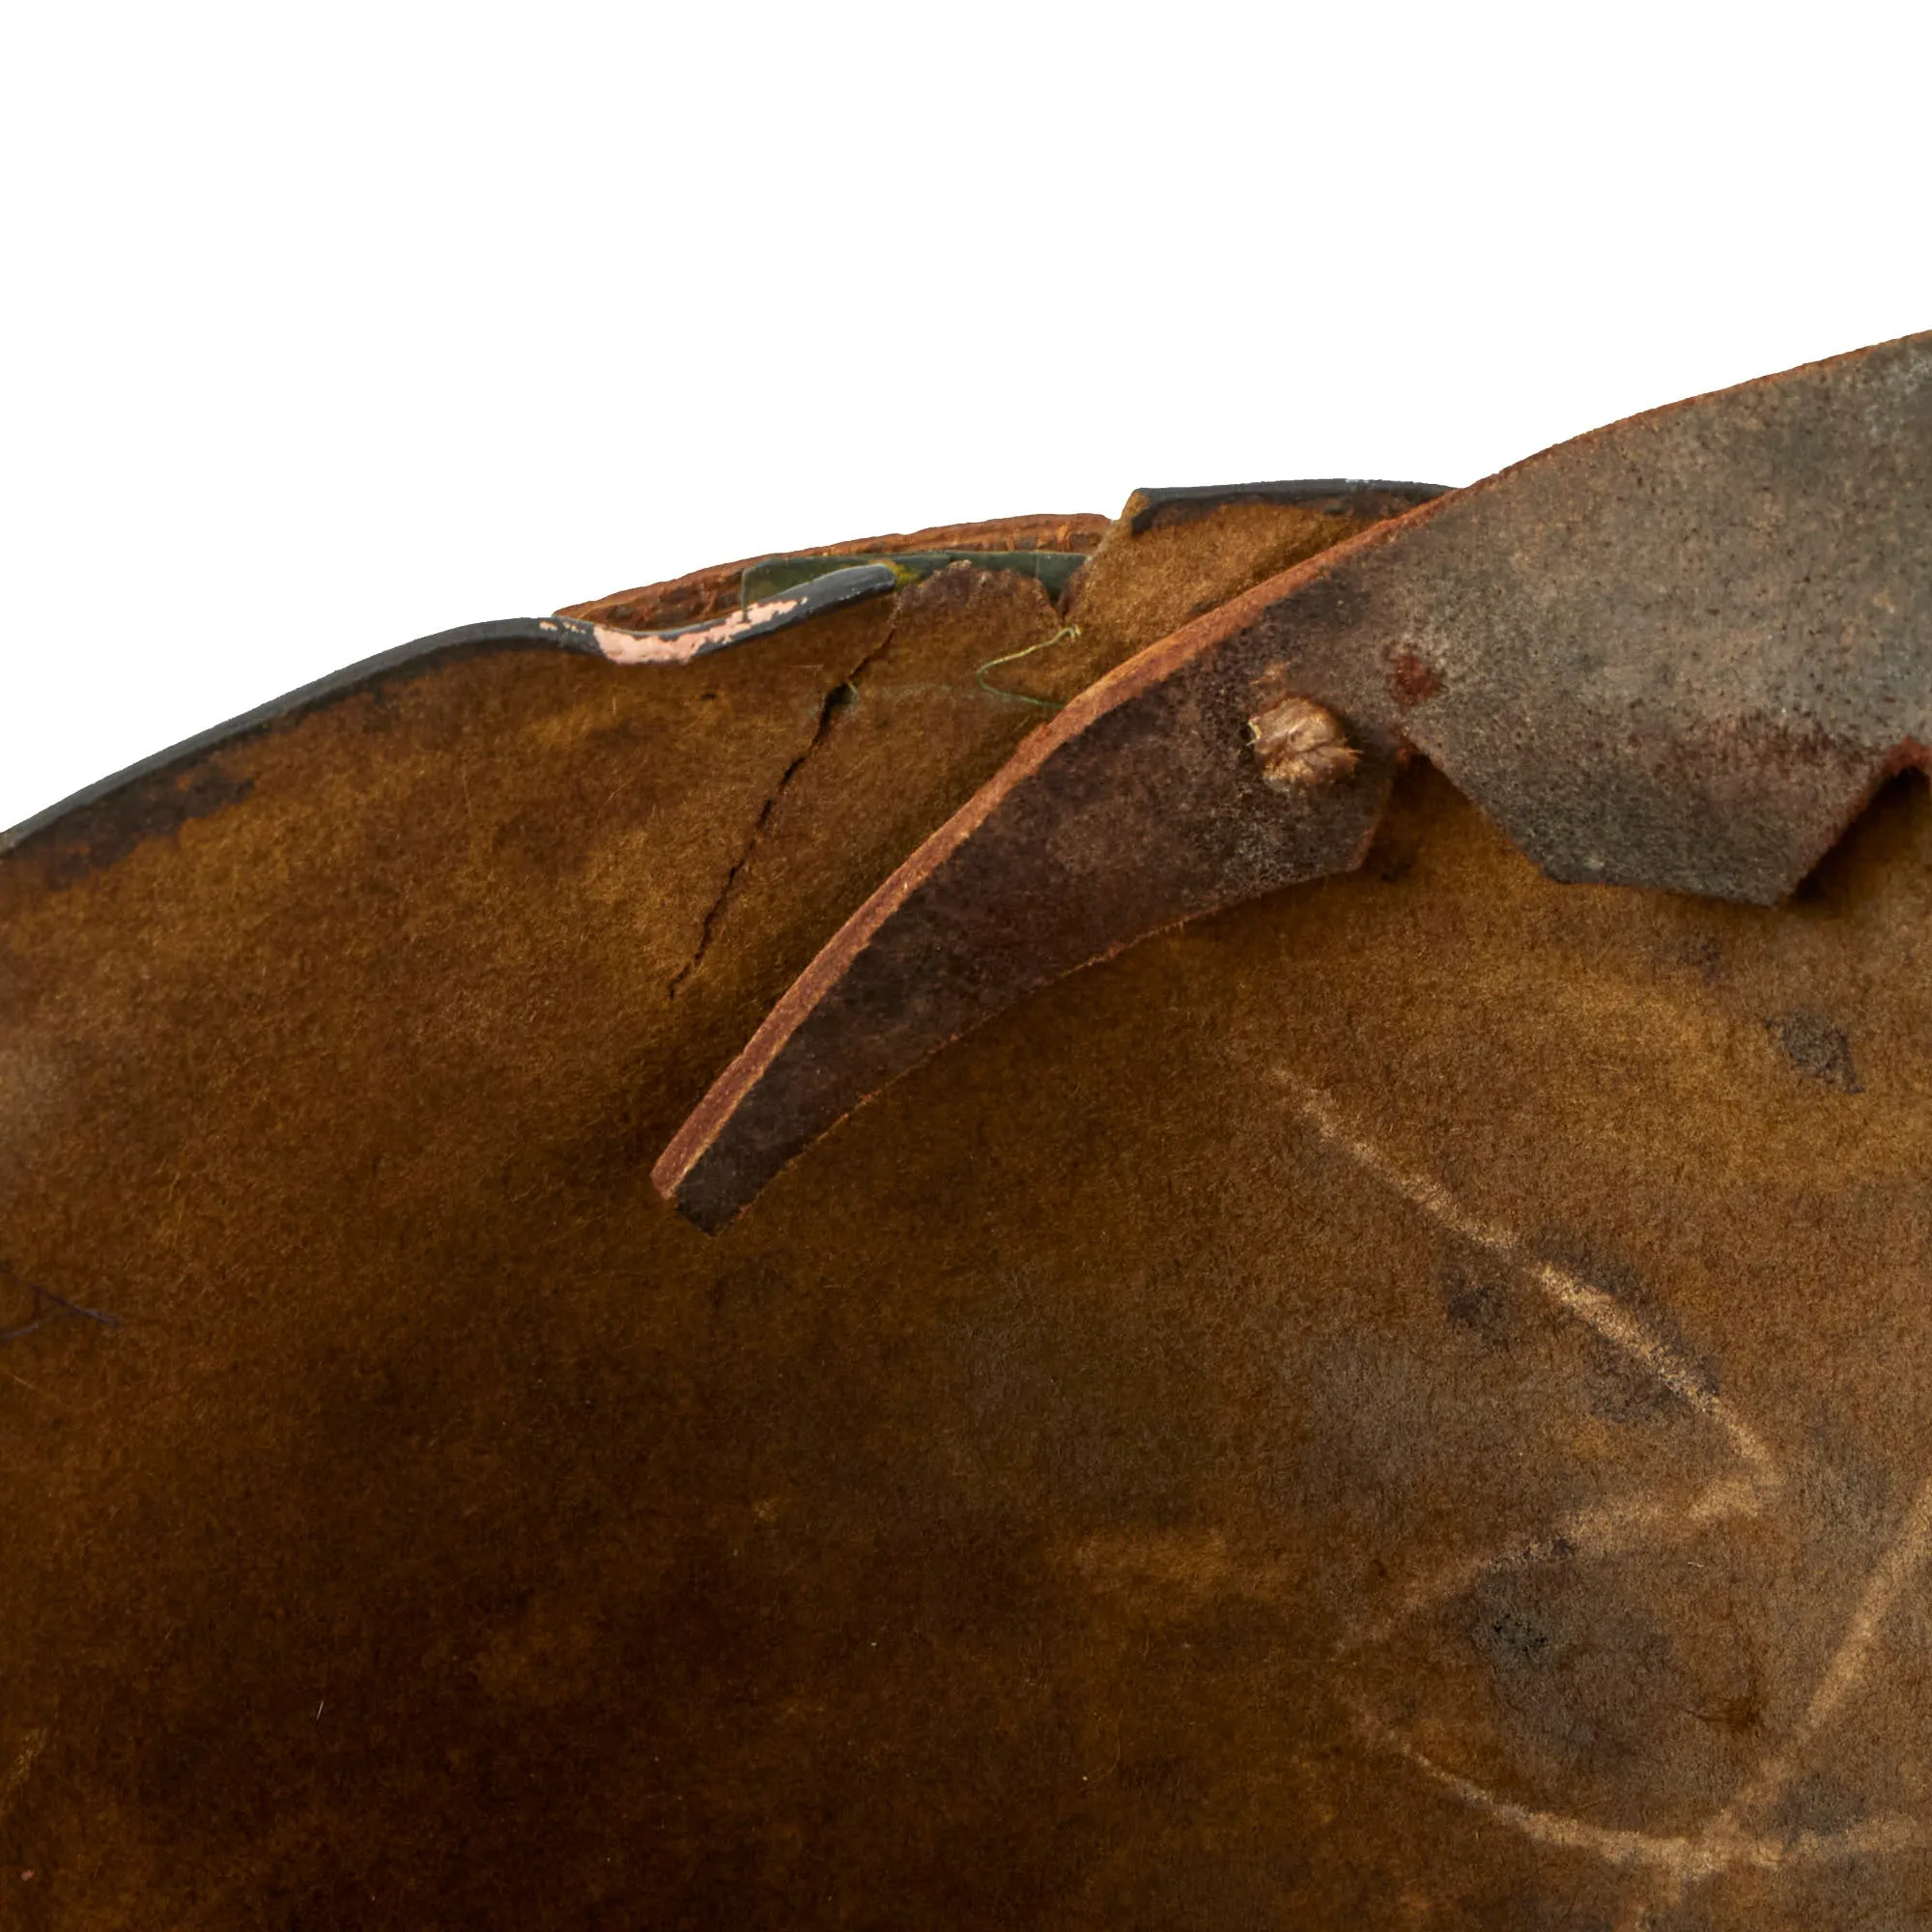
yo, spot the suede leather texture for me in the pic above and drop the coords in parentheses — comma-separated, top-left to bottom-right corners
(2, 497, 1927, 1928)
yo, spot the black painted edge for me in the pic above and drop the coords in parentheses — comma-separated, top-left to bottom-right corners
(0, 616, 606, 861)
(1, 562, 914, 862)
(741, 551, 1090, 608)
(598, 563, 900, 665)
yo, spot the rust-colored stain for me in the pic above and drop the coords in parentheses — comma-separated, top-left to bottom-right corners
(1389, 650, 1444, 708)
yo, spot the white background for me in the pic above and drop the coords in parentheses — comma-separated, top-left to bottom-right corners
(3, 1, 1926, 834)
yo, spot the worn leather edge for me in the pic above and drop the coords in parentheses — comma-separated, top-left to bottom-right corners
(652, 328, 1932, 1228)
(0, 618, 607, 863)
(1125, 479, 1448, 535)
(0, 565, 908, 862)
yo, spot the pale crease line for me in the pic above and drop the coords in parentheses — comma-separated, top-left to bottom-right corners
(1356, 1711, 1720, 1880)
(0, 1727, 46, 1821)
(1352, 1485, 1757, 1652)
(1289, 1083, 1520, 1254)
(1296, 1071, 1932, 1904)
(1527, 1263, 1780, 1500)
(1288, 1070, 1807, 1904)
(1716, 1464, 1932, 1835)
(1686, 1472, 1765, 1523)
(1350, 1449, 1932, 1902)
(1360, 1710, 1929, 1884)
(1278, 1073, 1781, 1506)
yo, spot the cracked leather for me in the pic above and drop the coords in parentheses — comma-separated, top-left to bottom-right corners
(6, 348, 1932, 1929)
(655, 333, 1932, 1228)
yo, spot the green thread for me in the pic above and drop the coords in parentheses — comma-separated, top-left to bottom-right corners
(975, 624, 1081, 709)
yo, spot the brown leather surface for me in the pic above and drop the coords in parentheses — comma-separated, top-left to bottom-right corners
(557, 512, 1110, 636)
(2, 521, 1928, 1927)
(1044, 491, 1421, 696)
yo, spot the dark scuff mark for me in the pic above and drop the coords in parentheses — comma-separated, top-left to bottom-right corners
(1768, 1012, 1863, 1093)
(1679, 933, 1726, 983)
(1765, 1770, 1868, 1840)
(0, 1264, 120, 1343)
(36, 762, 256, 891)
(3, 618, 606, 884)
(1478, 1608, 1553, 1670)
(1388, 652, 1443, 708)
(1441, 1262, 1519, 1350)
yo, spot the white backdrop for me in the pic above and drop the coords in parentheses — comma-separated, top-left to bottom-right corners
(3, 1, 1926, 833)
